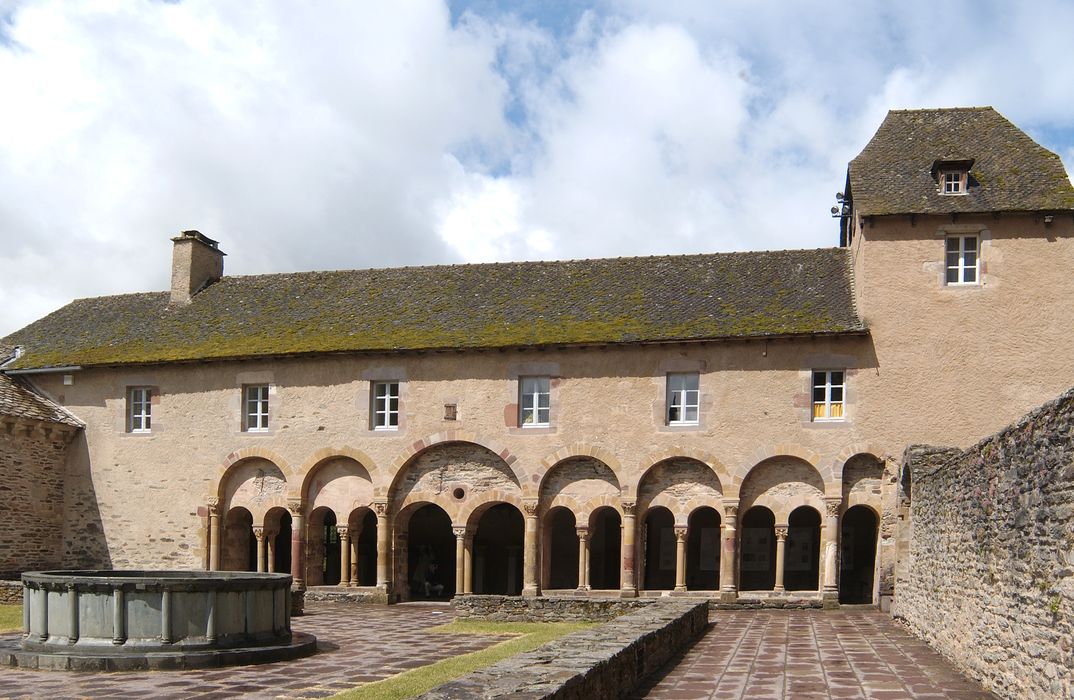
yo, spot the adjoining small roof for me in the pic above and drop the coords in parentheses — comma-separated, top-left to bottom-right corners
(1, 248, 864, 370)
(0, 373, 82, 426)
(849, 107, 1074, 217)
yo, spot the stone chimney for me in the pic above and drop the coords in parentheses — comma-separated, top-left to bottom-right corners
(170, 230, 225, 304)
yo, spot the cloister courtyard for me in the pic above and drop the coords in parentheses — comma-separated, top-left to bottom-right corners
(0, 602, 994, 699)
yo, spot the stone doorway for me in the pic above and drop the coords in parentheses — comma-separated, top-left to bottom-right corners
(472, 503, 524, 595)
(222, 507, 255, 571)
(406, 504, 455, 600)
(589, 507, 621, 590)
(839, 505, 878, 604)
(740, 506, 776, 591)
(686, 506, 720, 591)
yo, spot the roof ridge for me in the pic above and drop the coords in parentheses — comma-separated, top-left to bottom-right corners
(887, 106, 995, 113)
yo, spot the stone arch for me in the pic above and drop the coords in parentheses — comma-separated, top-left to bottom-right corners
(540, 444, 625, 490)
(738, 456, 826, 523)
(630, 449, 731, 499)
(641, 505, 676, 590)
(637, 457, 724, 526)
(785, 505, 821, 591)
(462, 494, 526, 530)
(469, 502, 525, 595)
(385, 432, 529, 499)
(390, 441, 523, 522)
(539, 456, 621, 519)
(212, 448, 291, 501)
(587, 506, 621, 590)
(303, 456, 375, 523)
(396, 501, 455, 601)
(731, 445, 826, 493)
(263, 506, 292, 575)
(221, 506, 254, 572)
(219, 457, 289, 522)
(842, 453, 886, 511)
(293, 446, 381, 499)
(542, 506, 579, 590)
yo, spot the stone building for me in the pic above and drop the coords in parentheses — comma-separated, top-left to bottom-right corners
(2, 106, 1072, 608)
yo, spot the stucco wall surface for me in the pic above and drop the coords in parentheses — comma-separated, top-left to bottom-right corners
(0, 425, 67, 577)
(899, 386, 1074, 700)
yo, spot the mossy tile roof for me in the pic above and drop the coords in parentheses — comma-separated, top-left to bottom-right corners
(2, 248, 864, 369)
(849, 107, 1074, 216)
(0, 373, 82, 425)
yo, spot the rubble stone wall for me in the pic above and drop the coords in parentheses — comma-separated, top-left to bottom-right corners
(0, 425, 68, 577)
(899, 387, 1074, 700)
(451, 594, 654, 622)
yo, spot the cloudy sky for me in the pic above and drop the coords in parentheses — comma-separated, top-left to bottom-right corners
(1, 0, 1072, 336)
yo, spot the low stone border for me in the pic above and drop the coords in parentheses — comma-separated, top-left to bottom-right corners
(452, 594, 654, 622)
(420, 601, 708, 699)
(304, 586, 386, 605)
(0, 580, 20, 606)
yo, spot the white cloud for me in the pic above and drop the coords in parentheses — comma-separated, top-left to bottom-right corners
(2, 0, 1073, 335)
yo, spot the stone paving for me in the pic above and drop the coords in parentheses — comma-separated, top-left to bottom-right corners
(634, 608, 997, 700)
(0, 602, 510, 700)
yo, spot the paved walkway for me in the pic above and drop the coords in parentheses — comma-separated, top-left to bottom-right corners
(634, 608, 996, 700)
(0, 602, 510, 700)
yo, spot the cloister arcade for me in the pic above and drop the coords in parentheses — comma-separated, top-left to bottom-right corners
(205, 439, 890, 604)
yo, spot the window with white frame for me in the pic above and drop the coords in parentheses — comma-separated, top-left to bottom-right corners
(666, 372, 700, 425)
(372, 381, 400, 430)
(941, 171, 966, 194)
(812, 370, 845, 421)
(243, 384, 269, 432)
(128, 387, 152, 433)
(946, 235, 979, 284)
(519, 376, 550, 427)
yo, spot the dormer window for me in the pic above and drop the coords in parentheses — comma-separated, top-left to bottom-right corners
(942, 171, 965, 194)
(932, 158, 974, 196)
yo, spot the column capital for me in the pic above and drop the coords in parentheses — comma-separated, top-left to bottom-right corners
(336, 525, 350, 541)
(576, 527, 589, 540)
(775, 526, 789, 541)
(372, 500, 389, 517)
(252, 526, 265, 541)
(522, 500, 539, 518)
(621, 501, 637, 516)
(286, 499, 305, 517)
(453, 526, 467, 539)
(824, 498, 842, 518)
(722, 500, 740, 519)
(674, 526, 688, 542)
(207, 497, 221, 516)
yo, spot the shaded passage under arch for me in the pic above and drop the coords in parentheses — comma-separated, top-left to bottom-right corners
(407, 504, 454, 599)
(222, 507, 255, 572)
(544, 508, 578, 590)
(686, 507, 721, 591)
(473, 504, 524, 595)
(589, 508, 621, 590)
(840, 505, 878, 603)
(785, 506, 821, 591)
(740, 507, 775, 591)
(643, 508, 675, 591)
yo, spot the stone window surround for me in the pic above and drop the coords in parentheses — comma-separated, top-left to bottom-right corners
(935, 223, 990, 290)
(358, 366, 407, 436)
(654, 358, 708, 433)
(799, 354, 856, 430)
(119, 378, 160, 436)
(506, 362, 560, 435)
(234, 370, 278, 436)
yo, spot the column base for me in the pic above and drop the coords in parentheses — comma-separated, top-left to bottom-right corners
(619, 588, 638, 599)
(719, 589, 738, 604)
(522, 586, 540, 598)
(674, 585, 687, 592)
(822, 589, 840, 610)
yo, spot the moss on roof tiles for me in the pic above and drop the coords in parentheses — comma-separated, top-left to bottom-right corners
(2, 248, 864, 370)
(0, 374, 82, 425)
(849, 107, 1074, 217)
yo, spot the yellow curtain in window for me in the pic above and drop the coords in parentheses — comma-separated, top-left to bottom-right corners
(829, 403, 844, 418)
(813, 403, 826, 419)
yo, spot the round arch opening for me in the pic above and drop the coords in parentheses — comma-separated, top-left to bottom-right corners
(643, 507, 675, 591)
(840, 505, 879, 603)
(686, 507, 721, 591)
(472, 503, 524, 595)
(785, 506, 821, 591)
(589, 507, 621, 590)
(740, 506, 775, 591)
(406, 504, 454, 600)
(543, 507, 578, 590)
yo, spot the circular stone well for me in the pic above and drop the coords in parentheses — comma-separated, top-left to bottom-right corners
(2, 570, 316, 671)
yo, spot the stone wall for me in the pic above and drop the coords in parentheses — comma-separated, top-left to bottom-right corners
(451, 594, 654, 622)
(898, 387, 1074, 700)
(0, 580, 22, 605)
(0, 425, 68, 577)
(421, 601, 708, 699)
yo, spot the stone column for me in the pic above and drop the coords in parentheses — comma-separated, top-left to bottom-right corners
(208, 498, 221, 571)
(337, 526, 351, 587)
(453, 527, 467, 595)
(266, 529, 278, 573)
(823, 498, 841, 606)
(720, 501, 739, 601)
(374, 502, 390, 591)
(287, 499, 306, 590)
(576, 527, 590, 591)
(253, 527, 266, 573)
(774, 526, 789, 592)
(463, 533, 474, 594)
(674, 526, 688, 592)
(620, 501, 637, 597)
(349, 525, 361, 586)
(522, 502, 540, 597)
